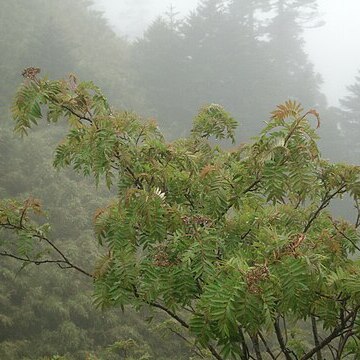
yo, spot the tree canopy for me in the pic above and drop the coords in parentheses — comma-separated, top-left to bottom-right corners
(132, 0, 324, 139)
(1, 70, 360, 359)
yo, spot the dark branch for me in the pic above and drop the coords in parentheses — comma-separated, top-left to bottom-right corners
(0, 222, 93, 278)
(0, 250, 93, 278)
(167, 327, 205, 359)
(149, 301, 189, 329)
(129, 283, 222, 360)
(331, 220, 360, 252)
(243, 178, 261, 194)
(1, 251, 65, 265)
(219, 177, 261, 221)
(311, 315, 322, 360)
(258, 331, 276, 360)
(238, 327, 250, 360)
(61, 105, 93, 124)
(284, 112, 309, 147)
(19, 206, 27, 228)
(207, 344, 224, 360)
(336, 331, 355, 360)
(303, 185, 347, 233)
(241, 228, 252, 240)
(251, 334, 263, 360)
(274, 317, 294, 360)
(149, 302, 223, 360)
(184, 192, 196, 210)
(355, 199, 360, 228)
(301, 307, 360, 360)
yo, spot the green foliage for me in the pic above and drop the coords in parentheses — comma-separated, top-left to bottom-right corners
(192, 104, 238, 143)
(2, 73, 360, 359)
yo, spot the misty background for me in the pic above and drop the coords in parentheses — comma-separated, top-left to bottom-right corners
(93, 0, 360, 107)
(0, 0, 359, 359)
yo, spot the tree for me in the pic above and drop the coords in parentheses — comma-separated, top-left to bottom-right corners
(0, 2, 191, 357)
(266, 0, 324, 108)
(181, 0, 229, 106)
(218, 0, 273, 138)
(132, 11, 189, 137)
(2, 70, 360, 359)
(340, 70, 360, 116)
(335, 70, 360, 164)
(133, 0, 325, 141)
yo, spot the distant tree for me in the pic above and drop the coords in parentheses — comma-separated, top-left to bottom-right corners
(133, 0, 325, 141)
(266, 0, 324, 108)
(181, 0, 229, 104)
(338, 70, 360, 163)
(220, 0, 273, 137)
(176, 0, 270, 138)
(2, 71, 360, 359)
(340, 69, 360, 119)
(0, 0, 135, 117)
(132, 10, 189, 137)
(227, 0, 270, 37)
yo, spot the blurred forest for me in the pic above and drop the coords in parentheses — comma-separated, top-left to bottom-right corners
(0, 0, 359, 359)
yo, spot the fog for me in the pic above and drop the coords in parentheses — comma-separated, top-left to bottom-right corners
(1, 1, 360, 359)
(94, 0, 360, 106)
(306, 1, 360, 106)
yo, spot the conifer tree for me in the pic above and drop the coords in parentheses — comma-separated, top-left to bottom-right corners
(340, 70, 360, 118)
(266, 0, 323, 107)
(133, 10, 189, 137)
(339, 70, 360, 163)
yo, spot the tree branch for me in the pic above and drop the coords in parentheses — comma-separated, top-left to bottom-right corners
(301, 307, 360, 360)
(303, 185, 347, 233)
(330, 220, 360, 252)
(0, 250, 93, 278)
(336, 330, 355, 360)
(129, 284, 222, 360)
(61, 104, 93, 124)
(311, 315, 322, 360)
(283, 112, 309, 147)
(219, 177, 261, 221)
(1, 251, 64, 266)
(258, 331, 276, 360)
(150, 301, 223, 360)
(355, 199, 360, 228)
(148, 301, 189, 329)
(274, 317, 294, 360)
(0, 222, 94, 278)
(243, 178, 261, 194)
(238, 326, 250, 360)
(167, 327, 206, 359)
(251, 334, 263, 360)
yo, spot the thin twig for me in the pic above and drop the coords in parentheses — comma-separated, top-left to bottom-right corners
(1, 222, 93, 278)
(251, 334, 263, 360)
(167, 327, 205, 359)
(238, 326, 250, 360)
(331, 220, 360, 252)
(301, 306, 360, 360)
(303, 185, 347, 233)
(1, 251, 64, 266)
(354, 199, 360, 228)
(0, 250, 93, 278)
(274, 317, 293, 360)
(258, 331, 276, 360)
(311, 315, 322, 360)
(61, 105, 93, 124)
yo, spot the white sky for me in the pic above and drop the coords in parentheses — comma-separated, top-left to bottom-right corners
(94, 0, 360, 106)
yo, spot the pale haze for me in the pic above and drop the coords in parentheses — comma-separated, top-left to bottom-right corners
(1, 1, 360, 358)
(94, 0, 360, 106)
